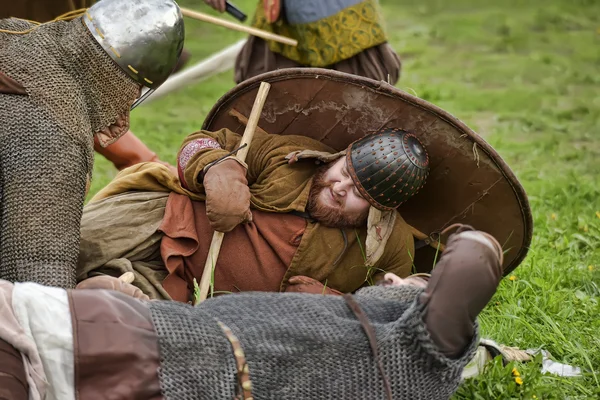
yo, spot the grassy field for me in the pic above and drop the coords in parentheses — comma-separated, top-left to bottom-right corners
(88, 0, 600, 398)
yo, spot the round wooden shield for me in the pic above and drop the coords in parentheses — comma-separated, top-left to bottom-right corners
(202, 68, 532, 275)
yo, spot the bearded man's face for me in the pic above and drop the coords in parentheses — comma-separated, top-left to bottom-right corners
(306, 157, 371, 228)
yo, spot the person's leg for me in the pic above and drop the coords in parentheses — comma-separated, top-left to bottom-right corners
(331, 43, 402, 85)
(420, 225, 503, 358)
(0, 338, 28, 400)
(234, 36, 302, 83)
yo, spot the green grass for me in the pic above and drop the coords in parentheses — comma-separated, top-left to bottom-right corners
(88, 0, 600, 397)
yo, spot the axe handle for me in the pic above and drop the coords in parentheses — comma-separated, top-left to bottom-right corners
(196, 81, 272, 304)
(180, 7, 297, 47)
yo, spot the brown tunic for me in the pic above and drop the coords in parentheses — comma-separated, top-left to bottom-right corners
(159, 193, 307, 303)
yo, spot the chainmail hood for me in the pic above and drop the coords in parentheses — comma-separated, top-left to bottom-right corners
(0, 17, 141, 146)
(0, 17, 140, 287)
(149, 285, 477, 399)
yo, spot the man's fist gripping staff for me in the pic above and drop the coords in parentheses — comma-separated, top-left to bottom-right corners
(197, 81, 272, 303)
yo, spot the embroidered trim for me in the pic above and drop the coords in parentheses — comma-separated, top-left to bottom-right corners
(178, 138, 222, 170)
(252, 0, 387, 66)
(217, 321, 253, 400)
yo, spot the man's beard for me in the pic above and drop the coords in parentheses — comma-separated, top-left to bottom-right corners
(306, 164, 370, 229)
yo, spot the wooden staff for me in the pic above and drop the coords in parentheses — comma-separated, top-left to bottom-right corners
(196, 81, 272, 304)
(181, 7, 298, 47)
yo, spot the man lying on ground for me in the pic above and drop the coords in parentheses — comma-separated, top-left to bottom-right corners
(0, 224, 502, 400)
(77, 127, 429, 301)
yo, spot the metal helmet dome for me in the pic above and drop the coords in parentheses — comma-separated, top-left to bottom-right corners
(346, 128, 430, 210)
(83, 0, 185, 90)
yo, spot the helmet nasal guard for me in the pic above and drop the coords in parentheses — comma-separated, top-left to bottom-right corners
(346, 128, 430, 210)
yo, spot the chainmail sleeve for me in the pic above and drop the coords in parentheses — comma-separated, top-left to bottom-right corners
(0, 97, 91, 287)
(0, 17, 140, 288)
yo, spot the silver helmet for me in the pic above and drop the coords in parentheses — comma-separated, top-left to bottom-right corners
(83, 0, 185, 90)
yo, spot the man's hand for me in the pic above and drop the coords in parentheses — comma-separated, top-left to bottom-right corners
(203, 159, 252, 232)
(76, 275, 150, 301)
(203, 0, 226, 12)
(285, 276, 343, 296)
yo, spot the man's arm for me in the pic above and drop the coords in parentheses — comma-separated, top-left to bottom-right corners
(176, 128, 288, 232)
(177, 128, 280, 193)
(177, 128, 244, 192)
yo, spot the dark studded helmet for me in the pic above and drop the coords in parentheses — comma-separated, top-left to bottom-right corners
(346, 128, 430, 210)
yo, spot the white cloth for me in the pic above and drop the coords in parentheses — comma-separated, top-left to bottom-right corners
(0, 280, 47, 400)
(13, 282, 74, 400)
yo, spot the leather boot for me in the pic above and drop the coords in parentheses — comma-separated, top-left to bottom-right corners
(421, 225, 503, 358)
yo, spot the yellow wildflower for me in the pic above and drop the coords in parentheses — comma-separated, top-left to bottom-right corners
(589, 265, 594, 272)
(551, 213, 557, 220)
(533, 396, 537, 399)
(509, 275, 517, 281)
(512, 367, 520, 376)
(596, 211, 600, 219)
(515, 376, 523, 385)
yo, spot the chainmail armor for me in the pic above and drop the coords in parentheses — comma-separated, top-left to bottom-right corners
(149, 302, 238, 399)
(149, 285, 478, 399)
(0, 18, 140, 287)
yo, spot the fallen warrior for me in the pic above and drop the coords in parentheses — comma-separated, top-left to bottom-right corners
(0, 225, 502, 400)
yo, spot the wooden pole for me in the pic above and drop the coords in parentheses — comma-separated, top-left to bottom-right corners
(119, 271, 135, 284)
(180, 7, 298, 47)
(196, 81, 272, 304)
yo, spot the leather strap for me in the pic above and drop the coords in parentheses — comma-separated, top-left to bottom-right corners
(217, 321, 254, 400)
(343, 294, 393, 400)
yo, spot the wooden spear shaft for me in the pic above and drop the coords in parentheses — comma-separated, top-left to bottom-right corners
(180, 7, 298, 47)
(195, 81, 272, 304)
